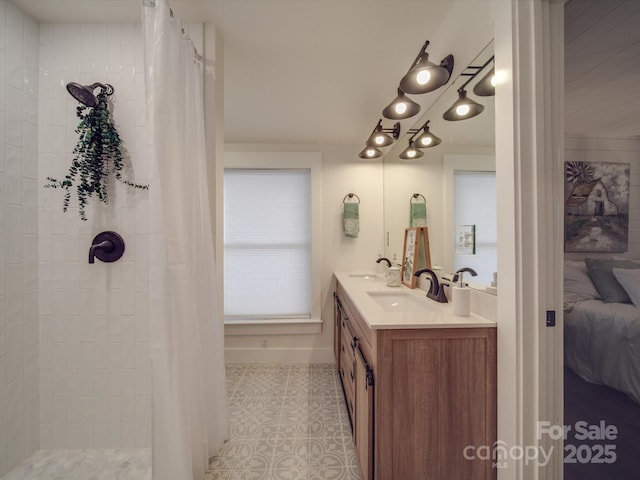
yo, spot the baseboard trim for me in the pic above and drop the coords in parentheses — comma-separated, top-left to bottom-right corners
(224, 348, 334, 364)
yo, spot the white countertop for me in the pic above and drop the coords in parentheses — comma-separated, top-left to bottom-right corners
(335, 271, 497, 330)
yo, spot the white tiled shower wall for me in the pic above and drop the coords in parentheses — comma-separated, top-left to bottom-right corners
(37, 20, 150, 454)
(0, 3, 150, 473)
(0, 0, 40, 475)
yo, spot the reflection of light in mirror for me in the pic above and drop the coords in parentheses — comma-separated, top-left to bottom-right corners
(416, 70, 431, 85)
(492, 69, 507, 86)
(383, 41, 495, 279)
(456, 104, 470, 116)
(359, 146, 383, 159)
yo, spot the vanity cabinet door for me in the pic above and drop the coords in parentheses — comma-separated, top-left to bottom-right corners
(340, 316, 357, 424)
(334, 294, 342, 366)
(354, 346, 374, 480)
(376, 328, 497, 480)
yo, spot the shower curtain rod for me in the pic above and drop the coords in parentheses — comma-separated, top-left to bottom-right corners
(142, 0, 204, 63)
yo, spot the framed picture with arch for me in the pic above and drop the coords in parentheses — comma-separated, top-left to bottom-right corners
(564, 161, 630, 253)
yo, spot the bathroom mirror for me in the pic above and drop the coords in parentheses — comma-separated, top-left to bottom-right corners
(383, 41, 496, 287)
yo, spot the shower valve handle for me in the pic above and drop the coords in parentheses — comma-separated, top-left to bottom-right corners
(89, 231, 125, 264)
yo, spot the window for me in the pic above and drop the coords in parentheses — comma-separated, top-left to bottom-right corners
(453, 170, 497, 285)
(223, 152, 322, 331)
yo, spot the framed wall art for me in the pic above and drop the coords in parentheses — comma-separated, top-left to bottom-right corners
(564, 161, 630, 253)
(456, 224, 476, 254)
(402, 227, 432, 288)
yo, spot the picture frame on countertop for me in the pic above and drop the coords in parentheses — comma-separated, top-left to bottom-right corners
(402, 227, 431, 288)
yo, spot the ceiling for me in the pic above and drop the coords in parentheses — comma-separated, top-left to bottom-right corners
(14, 0, 639, 144)
(565, 0, 640, 139)
(13, 0, 456, 145)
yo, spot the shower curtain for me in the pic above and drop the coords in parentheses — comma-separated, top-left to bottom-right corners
(142, 1, 228, 479)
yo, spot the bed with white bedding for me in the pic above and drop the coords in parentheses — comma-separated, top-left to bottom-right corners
(564, 259, 640, 404)
(564, 299, 640, 404)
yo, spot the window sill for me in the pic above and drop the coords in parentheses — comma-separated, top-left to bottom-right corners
(224, 318, 322, 336)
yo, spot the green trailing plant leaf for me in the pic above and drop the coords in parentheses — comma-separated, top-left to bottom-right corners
(45, 89, 148, 221)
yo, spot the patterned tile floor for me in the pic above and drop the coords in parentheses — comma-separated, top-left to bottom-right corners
(207, 363, 360, 480)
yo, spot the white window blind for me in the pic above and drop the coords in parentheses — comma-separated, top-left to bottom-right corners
(224, 169, 311, 320)
(454, 171, 497, 285)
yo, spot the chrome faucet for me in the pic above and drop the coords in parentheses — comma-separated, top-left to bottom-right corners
(414, 268, 448, 303)
(376, 257, 392, 267)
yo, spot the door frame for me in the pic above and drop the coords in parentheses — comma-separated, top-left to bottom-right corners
(493, 0, 565, 478)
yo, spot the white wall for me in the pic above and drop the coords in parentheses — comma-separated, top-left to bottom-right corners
(222, 143, 383, 363)
(37, 23, 150, 449)
(0, 0, 40, 475)
(564, 135, 640, 261)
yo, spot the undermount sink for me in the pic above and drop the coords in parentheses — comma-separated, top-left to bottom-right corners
(367, 291, 433, 312)
(348, 273, 384, 282)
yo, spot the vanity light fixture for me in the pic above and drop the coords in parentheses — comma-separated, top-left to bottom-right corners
(399, 120, 441, 159)
(382, 88, 421, 120)
(413, 121, 442, 148)
(399, 140, 424, 160)
(399, 41, 454, 95)
(442, 55, 494, 121)
(442, 88, 484, 121)
(358, 40, 452, 159)
(358, 146, 383, 159)
(365, 119, 401, 147)
(473, 66, 496, 96)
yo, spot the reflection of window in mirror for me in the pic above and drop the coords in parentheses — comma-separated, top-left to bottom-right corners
(443, 154, 496, 287)
(454, 171, 496, 285)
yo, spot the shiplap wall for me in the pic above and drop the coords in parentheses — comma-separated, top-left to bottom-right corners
(564, 0, 640, 138)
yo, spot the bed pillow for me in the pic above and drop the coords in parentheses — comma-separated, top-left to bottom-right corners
(564, 264, 600, 304)
(612, 268, 640, 308)
(585, 258, 640, 303)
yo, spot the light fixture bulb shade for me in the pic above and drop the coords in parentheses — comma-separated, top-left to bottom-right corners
(415, 128, 442, 148)
(366, 128, 394, 147)
(382, 89, 421, 120)
(359, 146, 383, 159)
(443, 89, 484, 121)
(399, 53, 454, 95)
(399, 141, 424, 160)
(473, 67, 496, 96)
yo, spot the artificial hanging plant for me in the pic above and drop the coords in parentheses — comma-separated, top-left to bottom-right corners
(45, 87, 148, 221)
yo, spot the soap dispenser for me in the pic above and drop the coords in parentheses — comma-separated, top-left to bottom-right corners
(381, 254, 400, 286)
(452, 268, 476, 317)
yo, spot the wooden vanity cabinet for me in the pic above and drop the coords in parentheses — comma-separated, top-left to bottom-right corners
(335, 289, 375, 479)
(335, 282, 497, 480)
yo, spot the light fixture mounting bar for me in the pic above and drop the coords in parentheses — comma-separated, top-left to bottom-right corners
(457, 55, 494, 92)
(406, 120, 430, 143)
(369, 119, 400, 140)
(405, 40, 430, 75)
